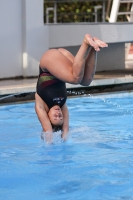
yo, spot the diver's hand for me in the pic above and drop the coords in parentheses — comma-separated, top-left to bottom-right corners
(61, 132, 68, 142)
(41, 131, 53, 143)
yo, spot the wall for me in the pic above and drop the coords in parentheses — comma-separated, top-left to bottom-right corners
(0, 0, 22, 79)
(0, 0, 133, 79)
(0, 0, 48, 79)
(48, 23, 133, 47)
(48, 23, 133, 71)
(64, 43, 125, 71)
(22, 0, 48, 77)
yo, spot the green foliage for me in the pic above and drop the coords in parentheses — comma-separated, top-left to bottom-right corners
(44, 0, 103, 23)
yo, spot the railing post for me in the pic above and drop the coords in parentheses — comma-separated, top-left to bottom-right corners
(94, 5, 102, 22)
(46, 2, 57, 24)
(102, 0, 105, 22)
(54, 1, 57, 24)
(130, 3, 133, 22)
(46, 7, 54, 23)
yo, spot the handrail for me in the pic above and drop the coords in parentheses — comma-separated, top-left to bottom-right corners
(117, 11, 133, 15)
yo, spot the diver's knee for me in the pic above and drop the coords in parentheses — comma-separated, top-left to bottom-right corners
(80, 79, 92, 86)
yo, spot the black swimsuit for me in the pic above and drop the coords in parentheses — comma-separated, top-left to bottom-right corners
(36, 67, 67, 109)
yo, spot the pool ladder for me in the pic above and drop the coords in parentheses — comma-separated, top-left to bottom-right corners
(109, 0, 133, 22)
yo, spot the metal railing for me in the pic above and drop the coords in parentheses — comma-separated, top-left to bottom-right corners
(44, 0, 133, 24)
(44, 0, 108, 24)
(45, 11, 104, 23)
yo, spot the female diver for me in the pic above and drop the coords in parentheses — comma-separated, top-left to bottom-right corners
(35, 34, 108, 141)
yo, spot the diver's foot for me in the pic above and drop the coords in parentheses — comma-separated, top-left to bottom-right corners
(93, 37, 108, 48)
(84, 34, 108, 51)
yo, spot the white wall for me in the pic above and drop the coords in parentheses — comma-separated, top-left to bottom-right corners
(0, 1, 133, 79)
(0, 0, 48, 79)
(22, 0, 49, 77)
(49, 23, 133, 48)
(0, 0, 22, 79)
(48, 23, 133, 71)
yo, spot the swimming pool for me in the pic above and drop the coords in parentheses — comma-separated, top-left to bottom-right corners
(0, 92, 133, 200)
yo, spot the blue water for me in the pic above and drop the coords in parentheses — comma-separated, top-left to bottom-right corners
(0, 92, 133, 200)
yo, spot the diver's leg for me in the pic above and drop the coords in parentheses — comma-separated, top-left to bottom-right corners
(80, 37, 108, 86)
(80, 47, 97, 86)
(57, 48, 74, 63)
(40, 34, 101, 84)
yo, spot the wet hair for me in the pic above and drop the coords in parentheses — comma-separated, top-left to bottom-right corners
(51, 123, 62, 132)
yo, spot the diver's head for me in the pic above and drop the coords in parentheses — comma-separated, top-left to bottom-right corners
(48, 105, 63, 130)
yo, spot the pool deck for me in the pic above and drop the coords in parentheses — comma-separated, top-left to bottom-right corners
(0, 59, 133, 101)
(0, 68, 133, 96)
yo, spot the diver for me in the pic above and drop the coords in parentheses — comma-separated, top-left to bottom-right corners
(35, 34, 108, 141)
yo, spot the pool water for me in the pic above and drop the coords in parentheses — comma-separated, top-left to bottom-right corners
(0, 92, 133, 200)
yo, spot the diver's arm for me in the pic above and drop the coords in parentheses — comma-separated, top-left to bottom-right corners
(35, 93, 53, 133)
(61, 103, 69, 140)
